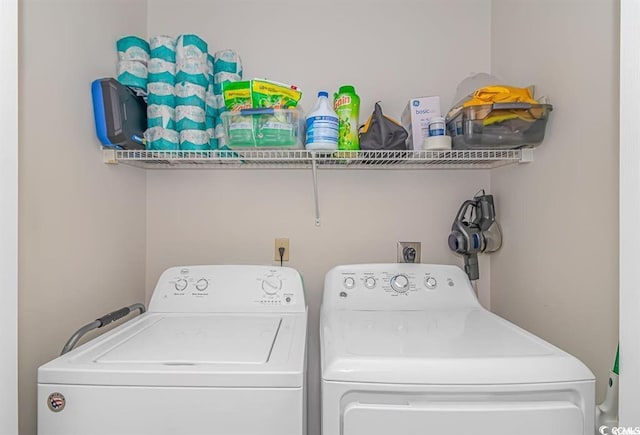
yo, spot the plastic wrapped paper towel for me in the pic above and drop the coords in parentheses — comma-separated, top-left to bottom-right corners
(206, 92, 217, 117)
(180, 130, 210, 151)
(147, 104, 175, 130)
(207, 54, 214, 86)
(147, 82, 176, 107)
(149, 35, 176, 63)
(148, 59, 176, 85)
(117, 60, 147, 91)
(176, 34, 208, 60)
(176, 57, 209, 87)
(145, 127, 179, 151)
(117, 36, 150, 63)
(175, 82, 206, 109)
(206, 116, 217, 149)
(175, 105, 206, 132)
(213, 49, 242, 75)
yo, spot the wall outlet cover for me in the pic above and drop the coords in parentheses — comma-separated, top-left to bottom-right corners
(274, 238, 290, 262)
(397, 241, 421, 263)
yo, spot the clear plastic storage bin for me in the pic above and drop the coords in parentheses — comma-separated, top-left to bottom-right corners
(221, 108, 304, 149)
(446, 103, 553, 149)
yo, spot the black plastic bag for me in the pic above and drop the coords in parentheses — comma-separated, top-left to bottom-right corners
(359, 102, 408, 150)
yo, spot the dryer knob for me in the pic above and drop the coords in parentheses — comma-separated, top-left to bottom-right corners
(425, 276, 437, 289)
(390, 274, 410, 293)
(364, 276, 377, 289)
(343, 277, 356, 289)
(196, 279, 208, 291)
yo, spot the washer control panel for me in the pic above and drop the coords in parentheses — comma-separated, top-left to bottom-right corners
(324, 264, 478, 310)
(149, 265, 305, 313)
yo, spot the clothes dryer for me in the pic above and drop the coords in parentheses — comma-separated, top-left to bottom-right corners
(320, 264, 594, 435)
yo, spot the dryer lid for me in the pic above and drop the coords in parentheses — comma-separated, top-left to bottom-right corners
(321, 308, 594, 385)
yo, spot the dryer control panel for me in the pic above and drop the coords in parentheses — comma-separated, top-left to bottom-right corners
(148, 265, 306, 313)
(322, 264, 479, 311)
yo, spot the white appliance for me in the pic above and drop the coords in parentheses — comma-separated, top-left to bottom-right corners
(320, 264, 595, 435)
(38, 265, 308, 435)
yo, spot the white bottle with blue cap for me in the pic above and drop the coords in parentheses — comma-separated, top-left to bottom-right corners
(305, 91, 339, 150)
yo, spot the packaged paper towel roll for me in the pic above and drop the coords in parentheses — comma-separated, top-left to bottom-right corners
(176, 57, 209, 87)
(206, 116, 217, 149)
(148, 59, 176, 85)
(149, 35, 176, 62)
(213, 94, 226, 115)
(180, 129, 210, 150)
(175, 105, 206, 132)
(117, 36, 150, 63)
(117, 60, 147, 91)
(145, 127, 179, 151)
(213, 49, 242, 75)
(209, 135, 218, 150)
(147, 104, 175, 129)
(176, 34, 208, 60)
(206, 92, 217, 117)
(207, 54, 214, 83)
(214, 122, 227, 148)
(147, 82, 175, 107)
(213, 71, 242, 85)
(175, 82, 206, 109)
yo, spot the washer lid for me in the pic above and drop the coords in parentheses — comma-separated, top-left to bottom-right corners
(38, 312, 307, 388)
(97, 316, 281, 364)
(321, 308, 594, 385)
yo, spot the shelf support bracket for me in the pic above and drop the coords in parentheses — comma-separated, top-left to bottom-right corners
(519, 148, 534, 163)
(103, 149, 118, 164)
(311, 152, 320, 226)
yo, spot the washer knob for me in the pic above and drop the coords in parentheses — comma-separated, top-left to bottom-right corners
(364, 276, 377, 289)
(261, 276, 282, 295)
(343, 277, 356, 289)
(390, 274, 410, 293)
(175, 279, 188, 292)
(196, 279, 208, 291)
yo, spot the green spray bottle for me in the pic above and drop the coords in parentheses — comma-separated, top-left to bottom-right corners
(333, 85, 360, 150)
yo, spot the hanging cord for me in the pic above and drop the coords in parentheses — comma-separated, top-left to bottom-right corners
(279, 247, 285, 267)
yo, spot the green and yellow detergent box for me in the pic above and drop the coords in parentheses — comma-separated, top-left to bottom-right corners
(251, 80, 301, 147)
(222, 80, 302, 147)
(222, 81, 254, 146)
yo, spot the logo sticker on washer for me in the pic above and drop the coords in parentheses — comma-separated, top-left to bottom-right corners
(47, 392, 66, 412)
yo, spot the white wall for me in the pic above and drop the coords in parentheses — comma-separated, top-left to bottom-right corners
(619, 0, 640, 425)
(0, 0, 19, 433)
(490, 0, 619, 403)
(19, 1, 148, 434)
(146, 2, 492, 434)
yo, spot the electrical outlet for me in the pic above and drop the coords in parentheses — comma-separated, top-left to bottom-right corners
(397, 242, 421, 263)
(274, 238, 290, 262)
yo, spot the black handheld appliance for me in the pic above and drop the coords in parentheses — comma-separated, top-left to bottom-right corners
(448, 190, 502, 281)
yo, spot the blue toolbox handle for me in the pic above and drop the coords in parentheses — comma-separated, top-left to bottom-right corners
(239, 108, 276, 116)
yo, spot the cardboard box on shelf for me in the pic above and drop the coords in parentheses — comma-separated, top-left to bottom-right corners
(401, 96, 441, 150)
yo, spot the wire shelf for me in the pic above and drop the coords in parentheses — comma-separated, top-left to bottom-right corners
(104, 149, 531, 169)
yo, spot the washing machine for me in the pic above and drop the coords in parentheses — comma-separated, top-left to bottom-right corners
(38, 265, 307, 435)
(320, 263, 595, 435)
